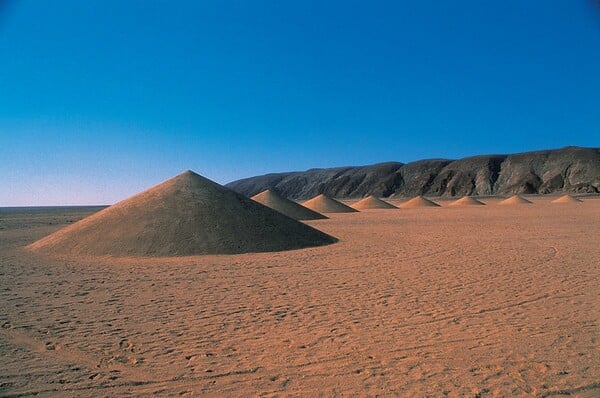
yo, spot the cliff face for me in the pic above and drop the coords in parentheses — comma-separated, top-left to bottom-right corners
(226, 146, 600, 199)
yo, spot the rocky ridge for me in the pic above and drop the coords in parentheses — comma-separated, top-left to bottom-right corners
(227, 146, 600, 199)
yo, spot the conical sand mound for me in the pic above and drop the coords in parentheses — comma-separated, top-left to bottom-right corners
(251, 189, 327, 220)
(551, 194, 583, 204)
(302, 194, 359, 213)
(449, 196, 486, 206)
(499, 195, 533, 205)
(352, 195, 397, 210)
(399, 196, 440, 209)
(28, 171, 337, 257)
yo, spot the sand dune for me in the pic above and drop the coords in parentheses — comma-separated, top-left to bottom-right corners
(552, 194, 583, 204)
(449, 196, 486, 206)
(352, 195, 397, 210)
(302, 194, 359, 213)
(499, 195, 533, 205)
(251, 189, 327, 220)
(27, 171, 336, 257)
(399, 195, 441, 209)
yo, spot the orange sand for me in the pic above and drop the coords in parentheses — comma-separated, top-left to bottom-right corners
(1, 196, 599, 396)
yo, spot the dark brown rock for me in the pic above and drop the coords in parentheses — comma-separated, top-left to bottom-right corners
(226, 146, 600, 199)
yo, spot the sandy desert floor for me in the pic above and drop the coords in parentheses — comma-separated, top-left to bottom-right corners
(1, 197, 599, 397)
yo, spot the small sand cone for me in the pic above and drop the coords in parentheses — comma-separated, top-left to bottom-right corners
(498, 195, 533, 205)
(551, 195, 582, 204)
(302, 194, 359, 213)
(399, 196, 440, 209)
(449, 196, 486, 206)
(352, 195, 397, 210)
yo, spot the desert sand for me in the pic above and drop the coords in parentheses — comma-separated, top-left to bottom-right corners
(1, 196, 599, 397)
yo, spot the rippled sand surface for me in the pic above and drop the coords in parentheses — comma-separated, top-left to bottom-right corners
(1, 198, 599, 397)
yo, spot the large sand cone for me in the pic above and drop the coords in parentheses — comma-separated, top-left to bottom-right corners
(302, 194, 359, 213)
(251, 189, 327, 220)
(499, 195, 533, 205)
(399, 196, 440, 209)
(449, 196, 486, 206)
(551, 194, 583, 204)
(352, 195, 397, 210)
(28, 171, 337, 257)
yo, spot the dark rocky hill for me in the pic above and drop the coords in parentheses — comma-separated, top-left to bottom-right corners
(226, 146, 600, 199)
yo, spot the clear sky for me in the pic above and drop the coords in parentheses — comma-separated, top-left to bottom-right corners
(1, 1, 599, 205)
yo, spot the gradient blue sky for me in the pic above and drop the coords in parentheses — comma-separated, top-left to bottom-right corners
(1, 1, 599, 205)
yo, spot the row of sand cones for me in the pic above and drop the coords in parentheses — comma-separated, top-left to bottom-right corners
(26, 171, 586, 257)
(252, 190, 584, 220)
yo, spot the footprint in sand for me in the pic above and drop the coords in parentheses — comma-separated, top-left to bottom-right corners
(45, 341, 61, 351)
(109, 354, 138, 365)
(119, 338, 134, 351)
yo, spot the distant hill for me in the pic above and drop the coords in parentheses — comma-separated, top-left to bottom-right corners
(226, 146, 600, 199)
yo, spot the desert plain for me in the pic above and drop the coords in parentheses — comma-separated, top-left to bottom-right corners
(1, 196, 599, 397)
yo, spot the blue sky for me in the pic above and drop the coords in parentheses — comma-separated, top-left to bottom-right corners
(1, 1, 599, 205)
